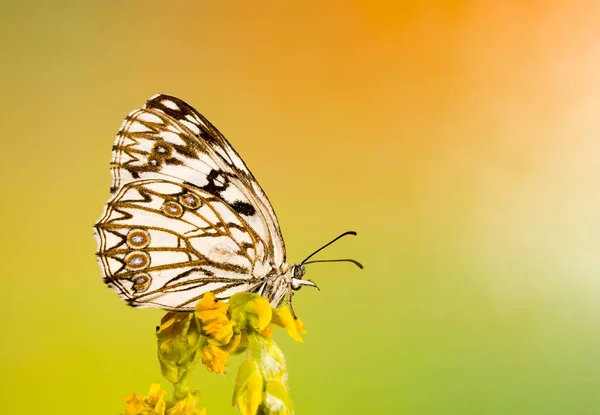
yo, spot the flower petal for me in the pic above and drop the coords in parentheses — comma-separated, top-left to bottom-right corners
(203, 320, 234, 346)
(123, 393, 147, 415)
(271, 308, 304, 343)
(167, 393, 202, 415)
(147, 383, 167, 405)
(201, 344, 229, 374)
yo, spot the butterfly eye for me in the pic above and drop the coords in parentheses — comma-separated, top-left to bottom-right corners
(162, 201, 184, 218)
(127, 229, 151, 249)
(179, 193, 202, 209)
(125, 251, 151, 270)
(132, 273, 152, 293)
(292, 266, 305, 279)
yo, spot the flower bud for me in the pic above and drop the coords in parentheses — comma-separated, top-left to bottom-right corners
(229, 293, 273, 332)
(263, 380, 293, 415)
(233, 360, 264, 415)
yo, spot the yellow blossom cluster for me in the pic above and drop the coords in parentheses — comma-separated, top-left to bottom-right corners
(195, 292, 305, 375)
(128, 291, 306, 415)
(195, 292, 305, 415)
(123, 384, 205, 415)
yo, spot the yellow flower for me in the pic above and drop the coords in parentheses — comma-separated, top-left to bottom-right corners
(152, 291, 306, 415)
(195, 292, 229, 323)
(123, 393, 147, 415)
(263, 380, 293, 415)
(123, 384, 167, 415)
(195, 292, 234, 346)
(248, 333, 287, 382)
(166, 389, 206, 415)
(233, 360, 264, 415)
(228, 293, 273, 332)
(157, 312, 201, 348)
(123, 384, 205, 415)
(201, 343, 229, 374)
(271, 308, 306, 343)
(294, 317, 306, 335)
(193, 292, 308, 377)
(156, 312, 203, 385)
(203, 319, 235, 346)
(233, 333, 294, 415)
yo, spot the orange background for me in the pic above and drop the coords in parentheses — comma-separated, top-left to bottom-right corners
(3, 1, 600, 413)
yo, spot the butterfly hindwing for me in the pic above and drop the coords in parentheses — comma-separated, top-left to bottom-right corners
(94, 178, 267, 310)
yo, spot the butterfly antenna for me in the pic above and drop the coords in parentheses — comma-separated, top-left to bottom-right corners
(301, 258, 363, 269)
(300, 231, 358, 265)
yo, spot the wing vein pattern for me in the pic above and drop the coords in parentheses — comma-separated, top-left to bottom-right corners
(94, 95, 287, 310)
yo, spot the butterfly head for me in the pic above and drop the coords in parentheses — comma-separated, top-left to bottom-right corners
(290, 264, 318, 291)
(260, 264, 316, 308)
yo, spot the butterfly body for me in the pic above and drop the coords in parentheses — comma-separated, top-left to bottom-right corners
(94, 95, 314, 311)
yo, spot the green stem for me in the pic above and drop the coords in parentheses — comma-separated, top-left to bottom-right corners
(172, 370, 191, 402)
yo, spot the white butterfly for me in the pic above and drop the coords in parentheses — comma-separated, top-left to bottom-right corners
(94, 94, 358, 311)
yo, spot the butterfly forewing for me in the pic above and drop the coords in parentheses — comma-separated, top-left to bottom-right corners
(95, 94, 287, 310)
(110, 94, 285, 266)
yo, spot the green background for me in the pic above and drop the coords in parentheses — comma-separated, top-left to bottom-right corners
(3, 1, 600, 414)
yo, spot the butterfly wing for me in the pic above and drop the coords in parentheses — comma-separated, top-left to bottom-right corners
(94, 178, 268, 310)
(109, 94, 285, 267)
(95, 95, 288, 310)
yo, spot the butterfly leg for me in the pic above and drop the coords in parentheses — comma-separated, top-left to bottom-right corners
(287, 288, 298, 319)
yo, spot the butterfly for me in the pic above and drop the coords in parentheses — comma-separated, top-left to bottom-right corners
(93, 94, 360, 312)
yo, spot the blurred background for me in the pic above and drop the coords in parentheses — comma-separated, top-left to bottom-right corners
(2, 1, 600, 413)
